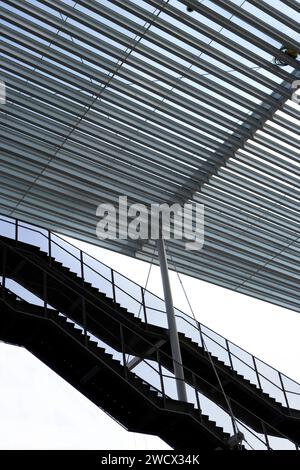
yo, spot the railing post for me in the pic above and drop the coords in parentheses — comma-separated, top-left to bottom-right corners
(119, 324, 128, 380)
(226, 339, 234, 371)
(80, 250, 84, 281)
(141, 287, 148, 326)
(82, 297, 88, 347)
(228, 397, 237, 435)
(1, 246, 7, 298)
(278, 371, 290, 411)
(111, 269, 116, 307)
(79, 251, 88, 346)
(253, 356, 263, 392)
(15, 219, 18, 243)
(48, 231, 52, 266)
(156, 349, 166, 407)
(197, 321, 205, 349)
(192, 372, 202, 419)
(261, 421, 271, 450)
(43, 271, 48, 318)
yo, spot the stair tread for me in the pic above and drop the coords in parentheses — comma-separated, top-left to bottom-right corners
(1, 234, 296, 448)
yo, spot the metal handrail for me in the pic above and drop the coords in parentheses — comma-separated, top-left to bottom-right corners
(1, 215, 300, 409)
(1, 280, 298, 450)
(174, 311, 291, 399)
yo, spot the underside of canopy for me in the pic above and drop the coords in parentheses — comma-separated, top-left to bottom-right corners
(1, 0, 300, 312)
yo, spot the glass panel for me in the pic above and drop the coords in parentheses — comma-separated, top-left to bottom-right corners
(237, 422, 268, 450)
(161, 372, 177, 401)
(228, 343, 259, 388)
(114, 272, 143, 317)
(201, 327, 231, 367)
(83, 252, 113, 299)
(268, 435, 297, 450)
(256, 359, 282, 388)
(202, 326, 228, 349)
(83, 264, 113, 300)
(175, 310, 202, 346)
(144, 307, 168, 329)
(258, 377, 286, 406)
(0, 216, 16, 239)
(51, 234, 82, 278)
(18, 221, 49, 253)
(144, 291, 167, 328)
(285, 391, 300, 411)
(4, 278, 44, 307)
(256, 359, 286, 405)
(197, 392, 235, 436)
(114, 286, 143, 318)
(185, 383, 200, 409)
(202, 336, 231, 367)
(144, 290, 166, 314)
(134, 360, 162, 395)
(282, 375, 300, 410)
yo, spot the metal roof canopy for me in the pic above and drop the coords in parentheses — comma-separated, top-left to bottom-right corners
(1, 0, 300, 313)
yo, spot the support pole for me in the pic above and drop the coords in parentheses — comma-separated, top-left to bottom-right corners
(157, 238, 187, 402)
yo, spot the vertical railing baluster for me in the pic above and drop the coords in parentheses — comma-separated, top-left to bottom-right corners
(82, 297, 88, 347)
(43, 271, 48, 318)
(48, 230, 52, 266)
(253, 356, 263, 392)
(141, 287, 148, 326)
(156, 349, 166, 408)
(2, 246, 7, 298)
(226, 340, 234, 371)
(80, 250, 84, 281)
(192, 372, 202, 419)
(120, 324, 128, 380)
(15, 219, 18, 243)
(228, 397, 237, 436)
(261, 421, 271, 450)
(80, 250, 87, 346)
(111, 269, 116, 307)
(278, 371, 290, 411)
(197, 321, 204, 349)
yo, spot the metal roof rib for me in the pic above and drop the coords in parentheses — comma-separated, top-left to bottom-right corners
(1, 0, 300, 313)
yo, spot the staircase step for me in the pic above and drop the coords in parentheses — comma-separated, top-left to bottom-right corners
(2, 234, 298, 448)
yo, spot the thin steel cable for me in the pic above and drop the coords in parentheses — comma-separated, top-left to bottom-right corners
(168, 249, 282, 449)
(167, 249, 241, 437)
(125, 244, 156, 365)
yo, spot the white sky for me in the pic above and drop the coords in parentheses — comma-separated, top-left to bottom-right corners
(1, 239, 300, 450)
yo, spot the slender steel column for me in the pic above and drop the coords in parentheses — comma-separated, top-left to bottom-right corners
(157, 237, 187, 402)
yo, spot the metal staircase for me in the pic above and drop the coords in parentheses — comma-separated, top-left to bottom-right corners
(0, 215, 300, 450)
(0, 285, 233, 450)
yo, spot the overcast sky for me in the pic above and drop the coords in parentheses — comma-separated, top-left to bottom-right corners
(1, 238, 300, 450)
